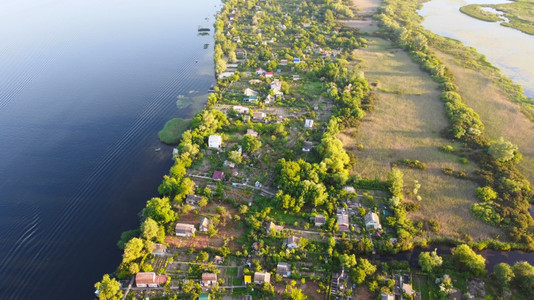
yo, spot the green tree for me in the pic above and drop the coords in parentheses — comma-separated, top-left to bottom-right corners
(141, 217, 164, 243)
(242, 135, 261, 153)
(94, 274, 123, 300)
(452, 244, 486, 276)
(198, 196, 208, 208)
(418, 249, 443, 273)
(122, 237, 145, 263)
(493, 263, 514, 287)
(228, 150, 243, 164)
(197, 251, 209, 261)
(474, 186, 497, 202)
(512, 261, 534, 295)
(340, 254, 357, 268)
(488, 137, 519, 162)
(387, 169, 404, 198)
(142, 197, 175, 225)
(284, 285, 308, 299)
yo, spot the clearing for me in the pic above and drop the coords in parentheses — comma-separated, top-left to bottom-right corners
(339, 37, 501, 239)
(434, 49, 534, 185)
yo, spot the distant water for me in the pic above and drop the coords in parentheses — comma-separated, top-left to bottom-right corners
(0, 0, 219, 299)
(419, 0, 534, 99)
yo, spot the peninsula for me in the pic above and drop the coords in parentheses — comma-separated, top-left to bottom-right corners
(94, 0, 534, 299)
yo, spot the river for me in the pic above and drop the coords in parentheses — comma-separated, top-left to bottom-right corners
(0, 0, 219, 299)
(418, 0, 534, 99)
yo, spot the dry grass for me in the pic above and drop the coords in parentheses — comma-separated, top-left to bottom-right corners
(350, 0, 381, 15)
(435, 50, 534, 185)
(340, 38, 502, 239)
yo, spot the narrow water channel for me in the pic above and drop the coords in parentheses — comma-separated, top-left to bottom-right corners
(418, 0, 534, 98)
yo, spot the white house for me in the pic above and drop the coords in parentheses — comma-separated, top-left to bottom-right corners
(199, 217, 210, 232)
(286, 236, 300, 249)
(337, 214, 350, 232)
(304, 119, 314, 129)
(175, 223, 196, 237)
(201, 273, 217, 288)
(364, 212, 382, 230)
(302, 141, 313, 152)
(135, 272, 168, 288)
(277, 262, 292, 277)
(270, 79, 283, 96)
(246, 129, 258, 137)
(244, 88, 258, 97)
(254, 272, 271, 284)
(233, 105, 249, 114)
(152, 243, 167, 256)
(208, 135, 222, 149)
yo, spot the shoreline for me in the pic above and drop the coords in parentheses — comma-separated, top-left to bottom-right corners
(95, 0, 534, 298)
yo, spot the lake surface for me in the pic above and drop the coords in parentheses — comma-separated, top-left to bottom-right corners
(418, 0, 534, 99)
(0, 0, 219, 298)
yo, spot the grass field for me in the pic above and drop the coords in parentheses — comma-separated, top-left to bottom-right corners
(434, 50, 534, 185)
(158, 118, 191, 144)
(339, 37, 501, 240)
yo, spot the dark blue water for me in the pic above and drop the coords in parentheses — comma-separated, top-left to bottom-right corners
(0, 0, 219, 298)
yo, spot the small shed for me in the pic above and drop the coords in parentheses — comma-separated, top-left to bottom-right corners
(208, 135, 222, 149)
(302, 141, 313, 152)
(304, 119, 314, 129)
(314, 214, 326, 227)
(212, 171, 224, 181)
(254, 272, 271, 284)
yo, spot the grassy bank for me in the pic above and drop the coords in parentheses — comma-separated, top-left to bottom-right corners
(460, 0, 534, 35)
(460, 4, 502, 22)
(158, 118, 191, 145)
(340, 37, 500, 239)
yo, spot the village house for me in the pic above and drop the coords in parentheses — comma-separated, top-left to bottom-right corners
(265, 94, 275, 104)
(302, 141, 313, 152)
(253, 112, 266, 121)
(201, 273, 217, 288)
(304, 119, 314, 129)
(381, 292, 394, 300)
(218, 71, 235, 79)
(293, 57, 301, 64)
(337, 213, 350, 232)
(175, 223, 196, 237)
(256, 67, 265, 75)
(265, 71, 274, 78)
(243, 95, 258, 103)
(254, 272, 271, 284)
(270, 79, 283, 96)
(214, 255, 224, 265)
(186, 194, 202, 206)
(208, 135, 222, 149)
(152, 243, 167, 256)
(365, 212, 382, 230)
(280, 59, 288, 65)
(293, 74, 301, 81)
(244, 88, 258, 97)
(246, 129, 258, 137)
(286, 235, 300, 249)
(314, 214, 326, 227)
(212, 170, 224, 181)
(223, 160, 236, 169)
(344, 186, 356, 194)
(277, 262, 292, 277)
(199, 217, 210, 232)
(232, 105, 249, 114)
(266, 221, 283, 234)
(135, 272, 168, 288)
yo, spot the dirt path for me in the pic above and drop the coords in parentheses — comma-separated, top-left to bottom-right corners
(340, 0, 382, 33)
